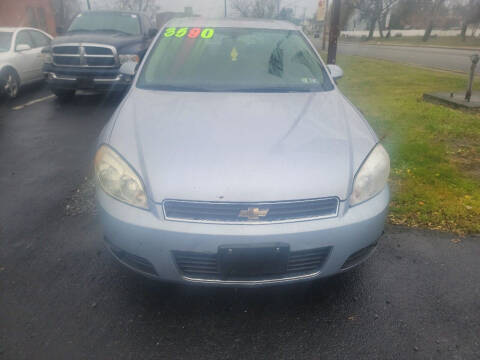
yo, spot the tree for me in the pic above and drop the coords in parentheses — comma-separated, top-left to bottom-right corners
(422, 0, 445, 41)
(51, 0, 82, 32)
(352, 0, 399, 40)
(115, 0, 160, 14)
(231, 0, 279, 18)
(454, 0, 480, 41)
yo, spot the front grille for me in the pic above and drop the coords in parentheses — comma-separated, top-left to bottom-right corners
(163, 198, 339, 223)
(173, 247, 332, 280)
(53, 56, 81, 66)
(52, 43, 117, 68)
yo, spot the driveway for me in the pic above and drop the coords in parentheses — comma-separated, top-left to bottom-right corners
(0, 87, 479, 360)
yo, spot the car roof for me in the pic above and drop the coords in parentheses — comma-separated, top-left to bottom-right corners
(80, 10, 145, 16)
(0, 27, 51, 34)
(165, 17, 299, 31)
(0, 27, 21, 32)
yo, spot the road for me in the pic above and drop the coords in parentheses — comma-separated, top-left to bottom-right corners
(316, 40, 480, 74)
(1, 87, 479, 360)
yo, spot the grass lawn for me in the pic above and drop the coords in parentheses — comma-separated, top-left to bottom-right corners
(333, 55, 480, 235)
(343, 35, 480, 49)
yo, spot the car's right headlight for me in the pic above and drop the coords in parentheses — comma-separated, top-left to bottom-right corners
(94, 145, 148, 209)
(350, 143, 390, 206)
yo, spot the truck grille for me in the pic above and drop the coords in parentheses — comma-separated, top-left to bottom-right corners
(52, 43, 117, 68)
(163, 198, 339, 223)
(173, 247, 332, 280)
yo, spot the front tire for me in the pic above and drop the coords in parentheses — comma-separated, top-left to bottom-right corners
(2, 68, 20, 99)
(52, 89, 75, 102)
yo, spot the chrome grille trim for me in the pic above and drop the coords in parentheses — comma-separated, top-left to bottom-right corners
(163, 198, 340, 224)
(52, 43, 118, 68)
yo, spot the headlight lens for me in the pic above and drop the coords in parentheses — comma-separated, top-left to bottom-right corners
(350, 144, 390, 206)
(42, 52, 53, 64)
(94, 145, 148, 209)
(119, 54, 139, 64)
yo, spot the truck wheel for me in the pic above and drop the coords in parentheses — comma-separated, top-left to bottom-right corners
(2, 68, 20, 99)
(52, 89, 75, 102)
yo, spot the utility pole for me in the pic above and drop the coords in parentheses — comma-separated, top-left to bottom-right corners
(327, 0, 341, 64)
(321, 0, 329, 51)
(86, 0, 91, 10)
(225, 0, 227, 17)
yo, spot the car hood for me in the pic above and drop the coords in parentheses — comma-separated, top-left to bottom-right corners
(52, 32, 143, 51)
(106, 88, 378, 203)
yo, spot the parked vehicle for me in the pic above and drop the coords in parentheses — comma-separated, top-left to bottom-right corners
(42, 10, 158, 100)
(95, 18, 390, 286)
(0, 27, 53, 99)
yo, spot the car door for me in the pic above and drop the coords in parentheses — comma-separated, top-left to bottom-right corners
(28, 30, 52, 80)
(13, 30, 37, 84)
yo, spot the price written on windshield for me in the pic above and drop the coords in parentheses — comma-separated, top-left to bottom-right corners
(163, 27, 215, 39)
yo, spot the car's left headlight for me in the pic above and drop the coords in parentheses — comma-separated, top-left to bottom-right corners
(350, 143, 390, 206)
(94, 145, 148, 209)
(119, 54, 139, 64)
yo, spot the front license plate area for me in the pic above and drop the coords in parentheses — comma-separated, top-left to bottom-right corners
(77, 77, 94, 88)
(218, 243, 289, 279)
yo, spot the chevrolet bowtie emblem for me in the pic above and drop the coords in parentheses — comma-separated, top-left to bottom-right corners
(238, 207, 270, 220)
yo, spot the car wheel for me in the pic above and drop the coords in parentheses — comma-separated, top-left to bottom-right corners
(2, 68, 20, 99)
(52, 89, 75, 102)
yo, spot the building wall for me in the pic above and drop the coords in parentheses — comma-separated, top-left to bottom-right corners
(0, 0, 56, 35)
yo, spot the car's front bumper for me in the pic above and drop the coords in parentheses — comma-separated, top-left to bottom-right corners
(97, 187, 389, 286)
(43, 64, 130, 91)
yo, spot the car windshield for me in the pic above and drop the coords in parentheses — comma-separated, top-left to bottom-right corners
(137, 27, 333, 92)
(68, 12, 141, 36)
(0, 32, 13, 52)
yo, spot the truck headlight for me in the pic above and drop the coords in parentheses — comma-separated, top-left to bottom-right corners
(350, 144, 390, 206)
(119, 54, 139, 64)
(94, 145, 148, 209)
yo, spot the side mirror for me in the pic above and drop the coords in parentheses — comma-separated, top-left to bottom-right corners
(56, 26, 65, 35)
(327, 64, 344, 81)
(148, 28, 158, 38)
(16, 44, 31, 52)
(119, 61, 138, 77)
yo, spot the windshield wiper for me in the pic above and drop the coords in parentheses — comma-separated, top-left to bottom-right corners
(95, 29, 132, 35)
(66, 29, 93, 33)
(228, 86, 325, 93)
(141, 84, 218, 92)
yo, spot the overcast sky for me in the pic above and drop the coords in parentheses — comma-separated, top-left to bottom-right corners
(90, 0, 320, 18)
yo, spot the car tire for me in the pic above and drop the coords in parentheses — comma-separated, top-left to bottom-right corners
(1, 68, 20, 99)
(52, 89, 75, 102)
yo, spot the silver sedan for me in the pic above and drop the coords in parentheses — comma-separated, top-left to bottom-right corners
(95, 18, 390, 286)
(0, 27, 52, 98)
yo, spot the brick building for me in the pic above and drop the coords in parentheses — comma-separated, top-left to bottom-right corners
(0, 0, 56, 35)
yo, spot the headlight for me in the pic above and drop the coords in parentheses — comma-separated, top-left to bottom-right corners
(42, 52, 53, 64)
(119, 54, 139, 64)
(350, 144, 390, 206)
(94, 145, 148, 209)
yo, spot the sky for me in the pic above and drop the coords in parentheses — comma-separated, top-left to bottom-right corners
(89, 0, 321, 19)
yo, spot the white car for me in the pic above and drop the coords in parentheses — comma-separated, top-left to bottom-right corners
(0, 27, 53, 99)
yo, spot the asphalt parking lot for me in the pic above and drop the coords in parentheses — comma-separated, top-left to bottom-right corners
(0, 87, 479, 360)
